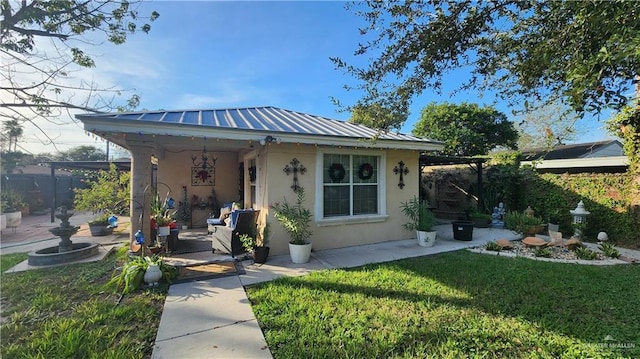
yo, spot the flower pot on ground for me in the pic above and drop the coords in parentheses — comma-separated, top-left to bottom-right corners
(88, 213, 114, 236)
(270, 189, 313, 264)
(288, 242, 312, 263)
(400, 196, 437, 247)
(107, 251, 178, 294)
(504, 211, 545, 236)
(4, 211, 22, 228)
(468, 210, 492, 228)
(253, 246, 270, 264)
(2, 189, 26, 228)
(144, 264, 163, 286)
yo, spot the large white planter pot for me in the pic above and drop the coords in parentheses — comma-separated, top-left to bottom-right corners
(416, 230, 437, 247)
(289, 242, 312, 264)
(157, 226, 170, 237)
(5, 211, 21, 228)
(144, 264, 163, 286)
(1, 214, 6, 231)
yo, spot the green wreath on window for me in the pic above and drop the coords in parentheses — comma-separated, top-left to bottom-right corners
(358, 163, 374, 180)
(328, 163, 346, 182)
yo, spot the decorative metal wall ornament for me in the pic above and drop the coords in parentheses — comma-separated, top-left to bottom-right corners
(191, 146, 217, 186)
(393, 161, 409, 189)
(283, 158, 307, 192)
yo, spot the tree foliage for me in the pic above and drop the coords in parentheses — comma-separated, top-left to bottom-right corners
(516, 101, 581, 150)
(413, 102, 518, 156)
(348, 103, 406, 132)
(333, 0, 640, 130)
(55, 145, 106, 161)
(1, 0, 159, 150)
(1, 119, 23, 152)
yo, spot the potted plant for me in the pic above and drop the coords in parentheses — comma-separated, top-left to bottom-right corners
(151, 191, 176, 237)
(107, 244, 178, 294)
(87, 213, 115, 236)
(177, 185, 191, 229)
(548, 209, 561, 232)
(253, 222, 271, 263)
(270, 188, 313, 263)
(504, 210, 546, 236)
(1, 189, 26, 228)
(400, 196, 437, 247)
(468, 208, 492, 228)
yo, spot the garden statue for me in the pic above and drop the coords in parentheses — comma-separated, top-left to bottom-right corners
(491, 202, 506, 228)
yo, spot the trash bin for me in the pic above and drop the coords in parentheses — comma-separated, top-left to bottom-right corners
(452, 221, 474, 241)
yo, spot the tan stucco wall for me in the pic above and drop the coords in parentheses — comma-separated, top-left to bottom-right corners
(262, 143, 421, 255)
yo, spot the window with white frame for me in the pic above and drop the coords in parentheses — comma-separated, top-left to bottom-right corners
(322, 153, 380, 217)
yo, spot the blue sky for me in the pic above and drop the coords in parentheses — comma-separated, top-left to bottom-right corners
(20, 1, 614, 155)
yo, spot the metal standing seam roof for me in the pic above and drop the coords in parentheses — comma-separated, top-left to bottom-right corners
(76, 106, 441, 144)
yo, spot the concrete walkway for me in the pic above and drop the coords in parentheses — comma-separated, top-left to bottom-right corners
(151, 225, 521, 359)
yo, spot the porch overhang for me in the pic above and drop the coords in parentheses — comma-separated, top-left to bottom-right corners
(78, 117, 444, 152)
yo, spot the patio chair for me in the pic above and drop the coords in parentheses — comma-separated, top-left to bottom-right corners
(211, 209, 259, 257)
(206, 202, 233, 234)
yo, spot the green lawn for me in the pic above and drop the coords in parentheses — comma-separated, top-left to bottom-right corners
(0, 247, 167, 359)
(2, 250, 638, 358)
(246, 251, 640, 359)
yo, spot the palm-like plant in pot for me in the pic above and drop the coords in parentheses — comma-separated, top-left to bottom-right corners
(151, 191, 176, 237)
(400, 196, 437, 247)
(270, 189, 313, 263)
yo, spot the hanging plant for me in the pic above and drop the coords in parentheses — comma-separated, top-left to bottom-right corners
(328, 163, 346, 182)
(358, 163, 374, 180)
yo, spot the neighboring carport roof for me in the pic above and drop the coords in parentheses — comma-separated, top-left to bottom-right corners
(47, 161, 131, 171)
(420, 155, 488, 167)
(76, 106, 445, 151)
(520, 140, 621, 160)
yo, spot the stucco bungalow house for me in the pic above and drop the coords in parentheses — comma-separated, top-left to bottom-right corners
(76, 106, 444, 255)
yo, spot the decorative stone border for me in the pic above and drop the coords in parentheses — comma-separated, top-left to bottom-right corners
(468, 240, 637, 266)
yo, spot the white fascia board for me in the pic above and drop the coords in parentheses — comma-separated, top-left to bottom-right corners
(522, 156, 629, 169)
(81, 119, 444, 152)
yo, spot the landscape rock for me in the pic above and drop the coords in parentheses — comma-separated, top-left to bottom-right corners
(522, 236, 548, 248)
(496, 239, 513, 249)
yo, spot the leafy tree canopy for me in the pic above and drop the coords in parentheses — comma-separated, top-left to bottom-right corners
(413, 102, 518, 156)
(1, 0, 158, 150)
(333, 0, 640, 131)
(516, 100, 581, 150)
(348, 103, 406, 132)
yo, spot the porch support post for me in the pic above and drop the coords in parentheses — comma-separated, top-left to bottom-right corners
(128, 142, 154, 249)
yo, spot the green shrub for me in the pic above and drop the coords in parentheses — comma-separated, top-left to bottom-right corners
(598, 242, 620, 259)
(534, 247, 552, 258)
(574, 246, 599, 260)
(484, 241, 502, 252)
(74, 163, 130, 217)
(504, 211, 544, 234)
